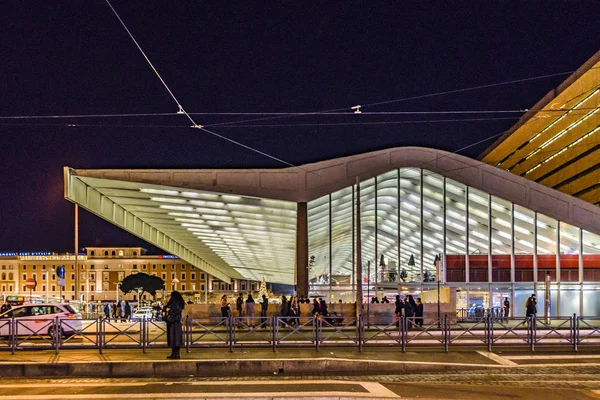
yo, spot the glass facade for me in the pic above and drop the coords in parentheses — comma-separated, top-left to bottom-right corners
(307, 167, 600, 315)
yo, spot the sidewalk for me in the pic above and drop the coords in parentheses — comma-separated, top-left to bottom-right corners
(0, 347, 501, 378)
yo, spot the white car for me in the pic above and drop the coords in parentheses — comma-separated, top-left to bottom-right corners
(0, 303, 83, 339)
(132, 307, 155, 320)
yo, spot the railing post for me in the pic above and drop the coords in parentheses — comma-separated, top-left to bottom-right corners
(401, 315, 406, 352)
(10, 317, 15, 355)
(487, 313, 492, 352)
(572, 313, 578, 353)
(315, 316, 320, 352)
(141, 316, 147, 354)
(444, 314, 449, 353)
(185, 316, 190, 353)
(228, 316, 233, 353)
(529, 316, 535, 352)
(271, 316, 276, 352)
(98, 316, 103, 355)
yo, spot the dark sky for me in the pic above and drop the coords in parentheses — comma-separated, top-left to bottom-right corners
(1, 1, 599, 253)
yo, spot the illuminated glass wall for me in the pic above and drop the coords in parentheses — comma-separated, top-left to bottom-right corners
(306, 168, 600, 292)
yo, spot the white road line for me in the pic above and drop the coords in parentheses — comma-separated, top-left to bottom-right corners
(505, 354, 600, 360)
(476, 351, 518, 366)
(0, 380, 400, 399)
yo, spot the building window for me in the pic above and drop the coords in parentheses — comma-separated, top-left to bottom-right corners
(133, 264, 138, 270)
(91, 251, 95, 256)
(42, 273, 46, 281)
(23, 285, 26, 291)
(1, 266, 5, 270)
(112, 251, 116, 256)
(171, 273, 175, 279)
(8, 273, 13, 280)
(71, 285, 75, 291)
(52, 285, 56, 291)
(71, 274, 75, 280)
(201, 273, 205, 280)
(42, 265, 46, 270)
(133, 251, 137, 256)
(181, 273, 186, 280)
(1, 273, 5, 280)
(23, 265, 26, 270)
(104, 265, 108, 270)
(22, 274, 27, 281)
(104, 251, 108, 256)
(81, 285, 85, 291)
(162, 273, 166, 280)
(153, 264, 156, 270)
(143, 264, 147, 270)
(9, 285, 12, 291)
(32, 265, 36, 270)
(162, 264, 166, 270)
(1, 285, 5, 291)
(201, 284, 204, 291)
(181, 264, 186, 270)
(118, 250, 124, 256)
(191, 273, 196, 280)
(42, 285, 46, 291)
(90, 265, 95, 269)
(181, 284, 186, 291)
(171, 264, 175, 269)
(51, 274, 55, 280)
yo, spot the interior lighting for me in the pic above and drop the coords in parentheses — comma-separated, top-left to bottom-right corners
(141, 188, 179, 196)
(159, 205, 194, 212)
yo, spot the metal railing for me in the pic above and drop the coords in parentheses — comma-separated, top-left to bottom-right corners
(0, 312, 598, 354)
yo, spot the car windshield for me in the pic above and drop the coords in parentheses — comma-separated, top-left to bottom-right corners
(65, 305, 78, 314)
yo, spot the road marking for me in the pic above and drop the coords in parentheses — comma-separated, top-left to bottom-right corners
(0, 380, 400, 398)
(506, 354, 600, 360)
(476, 351, 518, 366)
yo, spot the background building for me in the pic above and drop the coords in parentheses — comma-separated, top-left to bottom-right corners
(0, 247, 258, 303)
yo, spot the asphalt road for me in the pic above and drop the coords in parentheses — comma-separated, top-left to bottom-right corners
(1, 365, 599, 399)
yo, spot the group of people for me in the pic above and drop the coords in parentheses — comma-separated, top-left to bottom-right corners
(394, 295, 424, 328)
(102, 300, 132, 322)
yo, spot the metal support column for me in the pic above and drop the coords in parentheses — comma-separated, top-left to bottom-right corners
(420, 169, 424, 292)
(533, 212, 538, 293)
(74, 204, 79, 302)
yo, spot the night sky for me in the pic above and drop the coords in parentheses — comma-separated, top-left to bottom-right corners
(1, 2, 599, 253)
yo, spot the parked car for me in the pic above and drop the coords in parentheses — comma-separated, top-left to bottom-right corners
(0, 303, 82, 339)
(132, 306, 155, 320)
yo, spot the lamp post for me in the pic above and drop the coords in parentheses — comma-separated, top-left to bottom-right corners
(172, 278, 179, 292)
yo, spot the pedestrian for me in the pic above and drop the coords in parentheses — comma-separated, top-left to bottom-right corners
(525, 294, 537, 318)
(115, 301, 123, 322)
(245, 293, 255, 328)
(220, 294, 230, 319)
(382, 296, 390, 304)
(165, 290, 184, 359)
(394, 295, 403, 328)
(404, 295, 415, 328)
(503, 297, 510, 322)
(414, 298, 424, 327)
(104, 302, 111, 321)
(281, 295, 289, 323)
(236, 293, 244, 318)
(0, 303, 8, 314)
(260, 294, 268, 328)
(111, 301, 117, 320)
(288, 296, 299, 326)
(124, 300, 131, 321)
(311, 298, 321, 317)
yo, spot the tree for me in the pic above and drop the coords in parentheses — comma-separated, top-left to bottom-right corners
(258, 275, 268, 298)
(120, 272, 165, 299)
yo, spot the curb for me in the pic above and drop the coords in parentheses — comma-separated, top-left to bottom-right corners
(0, 358, 498, 378)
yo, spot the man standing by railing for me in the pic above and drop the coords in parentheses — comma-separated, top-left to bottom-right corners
(503, 297, 510, 322)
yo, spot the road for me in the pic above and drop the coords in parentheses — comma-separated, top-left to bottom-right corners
(1, 365, 600, 399)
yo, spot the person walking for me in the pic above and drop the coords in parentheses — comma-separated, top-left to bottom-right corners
(245, 293, 255, 328)
(394, 295, 404, 328)
(165, 290, 184, 359)
(260, 294, 268, 328)
(111, 301, 117, 321)
(124, 300, 131, 321)
(414, 298, 424, 327)
(404, 295, 415, 328)
(503, 297, 510, 322)
(525, 294, 537, 318)
(115, 301, 123, 322)
(220, 294, 230, 319)
(236, 293, 244, 318)
(311, 298, 321, 317)
(288, 296, 299, 326)
(281, 296, 289, 324)
(103, 303, 111, 321)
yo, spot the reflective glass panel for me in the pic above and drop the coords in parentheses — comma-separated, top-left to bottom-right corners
(399, 168, 421, 283)
(331, 186, 354, 285)
(422, 171, 444, 282)
(376, 170, 399, 284)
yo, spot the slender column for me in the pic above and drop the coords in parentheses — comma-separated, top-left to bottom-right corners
(356, 177, 363, 320)
(488, 195, 492, 283)
(533, 212, 538, 292)
(351, 185, 355, 298)
(374, 178, 378, 298)
(328, 194, 332, 301)
(556, 222, 561, 284)
(510, 203, 515, 283)
(397, 170, 401, 288)
(579, 228, 584, 316)
(465, 187, 470, 285)
(295, 202, 309, 297)
(75, 204, 79, 301)
(442, 177, 447, 284)
(420, 169, 424, 292)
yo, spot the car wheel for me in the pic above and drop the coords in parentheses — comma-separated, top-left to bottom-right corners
(48, 326, 62, 341)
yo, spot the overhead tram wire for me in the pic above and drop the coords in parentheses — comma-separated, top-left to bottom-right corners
(203, 70, 575, 128)
(104, 0, 299, 169)
(1, 107, 595, 120)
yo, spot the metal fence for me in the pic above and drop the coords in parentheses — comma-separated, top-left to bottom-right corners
(0, 313, 598, 354)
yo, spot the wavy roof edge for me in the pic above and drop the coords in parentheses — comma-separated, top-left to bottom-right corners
(66, 146, 600, 235)
(478, 49, 600, 160)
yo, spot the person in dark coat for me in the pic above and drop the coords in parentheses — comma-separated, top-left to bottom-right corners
(404, 295, 415, 328)
(260, 295, 269, 328)
(165, 290, 184, 359)
(394, 295, 404, 328)
(414, 297, 424, 327)
(525, 294, 537, 318)
(281, 296, 289, 322)
(124, 300, 131, 322)
(236, 293, 244, 317)
(311, 298, 321, 316)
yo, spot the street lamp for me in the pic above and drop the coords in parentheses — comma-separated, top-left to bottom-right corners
(172, 278, 179, 292)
